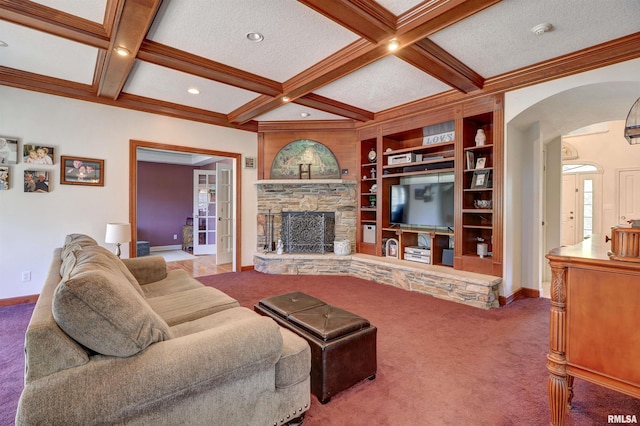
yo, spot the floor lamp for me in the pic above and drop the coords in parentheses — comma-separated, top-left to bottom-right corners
(105, 223, 131, 258)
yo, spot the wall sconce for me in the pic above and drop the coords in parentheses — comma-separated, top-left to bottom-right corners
(624, 96, 640, 145)
(105, 223, 131, 258)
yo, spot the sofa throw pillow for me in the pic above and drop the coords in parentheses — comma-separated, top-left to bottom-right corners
(74, 245, 145, 296)
(62, 233, 98, 257)
(52, 267, 171, 357)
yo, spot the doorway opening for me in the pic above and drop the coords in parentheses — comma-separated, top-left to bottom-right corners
(561, 162, 602, 246)
(128, 140, 242, 274)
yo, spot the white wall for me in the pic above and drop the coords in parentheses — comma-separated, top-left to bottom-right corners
(0, 86, 258, 299)
(562, 120, 640, 231)
(504, 57, 640, 295)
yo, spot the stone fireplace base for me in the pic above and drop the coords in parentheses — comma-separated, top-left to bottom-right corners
(254, 252, 500, 310)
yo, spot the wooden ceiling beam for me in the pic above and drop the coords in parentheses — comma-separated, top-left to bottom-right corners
(396, 0, 499, 34)
(229, 0, 497, 124)
(298, 0, 396, 43)
(0, 0, 109, 48)
(396, 39, 484, 93)
(96, 0, 162, 99)
(295, 93, 374, 122)
(138, 40, 283, 97)
(361, 32, 640, 126)
(0, 66, 257, 131)
(228, 95, 286, 124)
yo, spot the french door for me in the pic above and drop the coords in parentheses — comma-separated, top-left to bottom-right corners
(193, 170, 216, 255)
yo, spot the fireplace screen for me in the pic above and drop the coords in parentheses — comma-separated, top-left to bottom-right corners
(281, 212, 335, 253)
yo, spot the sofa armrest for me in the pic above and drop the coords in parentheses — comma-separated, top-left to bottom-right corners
(17, 314, 283, 425)
(121, 256, 167, 285)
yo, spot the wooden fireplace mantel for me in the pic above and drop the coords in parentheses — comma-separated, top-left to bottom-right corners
(546, 236, 640, 425)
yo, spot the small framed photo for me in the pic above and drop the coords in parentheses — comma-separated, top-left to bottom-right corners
(244, 156, 256, 169)
(471, 170, 491, 189)
(465, 151, 475, 170)
(475, 157, 486, 169)
(0, 136, 19, 165)
(24, 144, 55, 165)
(24, 170, 49, 193)
(0, 167, 9, 190)
(385, 238, 399, 258)
(60, 156, 104, 186)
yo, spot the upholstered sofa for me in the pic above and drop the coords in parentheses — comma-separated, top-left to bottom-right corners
(16, 234, 311, 426)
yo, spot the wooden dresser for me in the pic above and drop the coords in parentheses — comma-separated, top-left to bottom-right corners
(546, 236, 640, 425)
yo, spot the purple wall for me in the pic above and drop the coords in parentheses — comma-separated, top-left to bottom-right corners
(137, 161, 196, 247)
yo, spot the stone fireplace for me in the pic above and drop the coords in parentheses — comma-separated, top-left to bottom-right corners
(256, 180, 357, 253)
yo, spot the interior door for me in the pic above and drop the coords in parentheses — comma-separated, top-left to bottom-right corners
(561, 174, 578, 246)
(216, 163, 233, 265)
(193, 170, 216, 255)
(618, 168, 640, 225)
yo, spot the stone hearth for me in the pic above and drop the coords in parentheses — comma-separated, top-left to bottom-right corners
(254, 253, 500, 310)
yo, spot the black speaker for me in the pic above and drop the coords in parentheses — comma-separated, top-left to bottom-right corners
(442, 249, 454, 266)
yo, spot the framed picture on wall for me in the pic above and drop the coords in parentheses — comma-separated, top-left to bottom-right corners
(24, 170, 49, 192)
(60, 156, 104, 186)
(23, 144, 55, 165)
(0, 166, 8, 190)
(0, 136, 19, 165)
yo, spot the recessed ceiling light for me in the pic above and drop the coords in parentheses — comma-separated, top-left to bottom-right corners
(388, 38, 400, 51)
(531, 23, 553, 35)
(114, 46, 131, 56)
(282, 96, 290, 102)
(0, 40, 8, 48)
(246, 32, 264, 42)
(187, 87, 200, 95)
(300, 112, 310, 118)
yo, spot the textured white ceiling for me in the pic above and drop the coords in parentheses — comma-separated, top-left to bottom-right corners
(255, 102, 348, 122)
(375, 0, 425, 15)
(430, 0, 640, 78)
(0, 20, 98, 85)
(1, 0, 639, 123)
(124, 61, 260, 113)
(314, 55, 452, 113)
(30, 0, 107, 23)
(147, 0, 361, 82)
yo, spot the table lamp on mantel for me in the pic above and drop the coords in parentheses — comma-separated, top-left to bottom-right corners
(105, 223, 131, 258)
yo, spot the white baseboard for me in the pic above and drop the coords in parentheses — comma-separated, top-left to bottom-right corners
(150, 245, 182, 252)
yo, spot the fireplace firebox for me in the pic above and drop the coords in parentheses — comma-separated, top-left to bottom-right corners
(281, 212, 335, 253)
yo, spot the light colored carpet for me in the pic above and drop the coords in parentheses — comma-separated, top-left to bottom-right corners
(152, 249, 197, 262)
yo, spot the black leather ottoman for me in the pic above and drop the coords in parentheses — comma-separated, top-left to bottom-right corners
(255, 292, 377, 404)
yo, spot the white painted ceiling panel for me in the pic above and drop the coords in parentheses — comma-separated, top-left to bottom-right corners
(0, 20, 98, 85)
(430, 0, 640, 78)
(255, 102, 349, 122)
(147, 0, 361, 82)
(124, 61, 260, 113)
(314, 55, 452, 112)
(30, 0, 107, 23)
(376, 0, 425, 16)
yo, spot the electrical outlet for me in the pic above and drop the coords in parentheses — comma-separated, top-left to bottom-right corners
(21, 271, 31, 282)
(173, 234, 178, 240)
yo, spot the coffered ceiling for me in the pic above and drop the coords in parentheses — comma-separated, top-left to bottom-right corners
(1, 0, 639, 132)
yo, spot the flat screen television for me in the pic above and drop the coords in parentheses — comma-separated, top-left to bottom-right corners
(390, 180, 454, 228)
